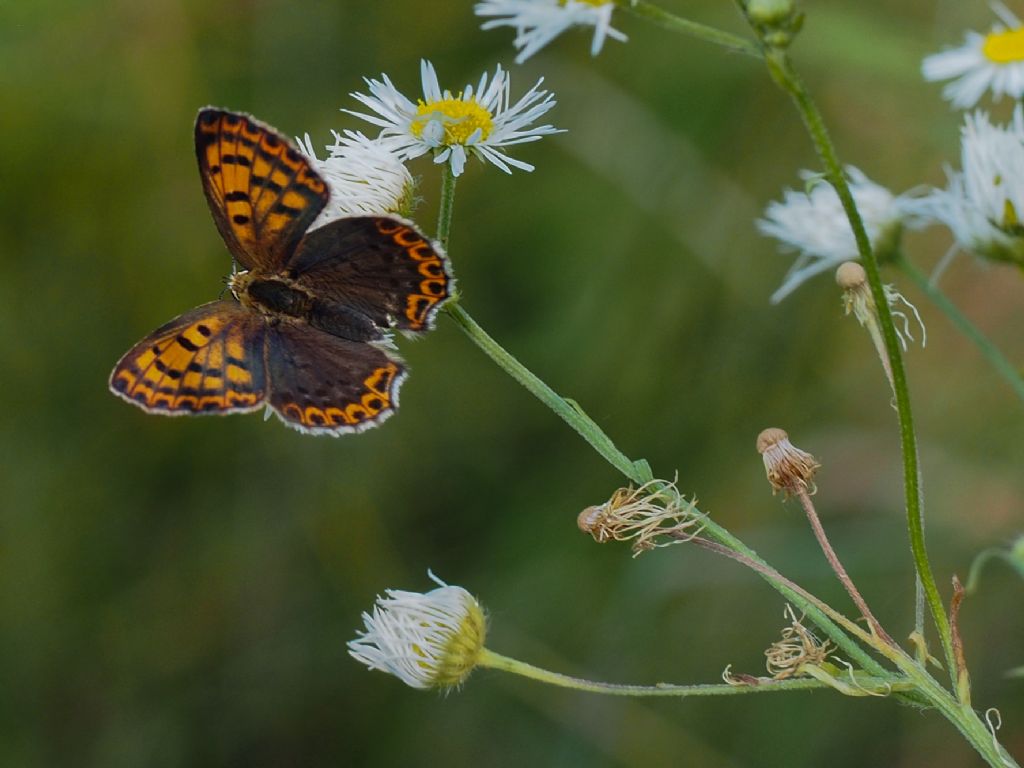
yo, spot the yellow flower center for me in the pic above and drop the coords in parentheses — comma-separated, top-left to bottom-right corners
(982, 27, 1024, 63)
(411, 98, 494, 145)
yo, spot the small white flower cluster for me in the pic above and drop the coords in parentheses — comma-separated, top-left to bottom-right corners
(758, 3, 1024, 300)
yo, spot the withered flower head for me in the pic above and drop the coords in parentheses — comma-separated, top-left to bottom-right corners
(765, 605, 833, 679)
(578, 477, 701, 557)
(756, 427, 820, 497)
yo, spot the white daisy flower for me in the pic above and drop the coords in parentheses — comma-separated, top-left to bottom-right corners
(911, 108, 1024, 268)
(348, 572, 487, 690)
(758, 167, 909, 304)
(475, 0, 627, 64)
(922, 1, 1024, 109)
(295, 131, 414, 227)
(346, 59, 563, 177)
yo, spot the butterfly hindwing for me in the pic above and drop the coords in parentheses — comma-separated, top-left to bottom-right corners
(195, 108, 328, 271)
(288, 216, 452, 334)
(264, 321, 406, 435)
(109, 300, 267, 416)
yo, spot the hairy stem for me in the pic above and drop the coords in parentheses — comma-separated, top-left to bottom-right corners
(760, 46, 956, 682)
(446, 303, 648, 484)
(479, 648, 843, 697)
(435, 166, 648, 484)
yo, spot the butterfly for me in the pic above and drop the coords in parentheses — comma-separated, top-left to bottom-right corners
(109, 107, 452, 435)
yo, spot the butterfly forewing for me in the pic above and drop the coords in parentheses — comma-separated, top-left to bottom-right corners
(288, 216, 452, 333)
(264, 322, 406, 434)
(195, 108, 328, 271)
(109, 300, 267, 415)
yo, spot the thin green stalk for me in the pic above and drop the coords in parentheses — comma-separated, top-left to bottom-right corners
(896, 256, 1024, 404)
(446, 303, 648, 484)
(479, 648, 879, 697)
(964, 550, 996, 594)
(618, 0, 762, 58)
(436, 164, 457, 252)
(435, 166, 649, 484)
(760, 47, 956, 683)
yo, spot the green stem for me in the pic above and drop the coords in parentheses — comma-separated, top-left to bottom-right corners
(761, 47, 956, 684)
(896, 256, 1024, 405)
(436, 163, 457, 252)
(479, 648, 871, 697)
(436, 165, 649, 485)
(446, 303, 648, 484)
(618, 0, 763, 58)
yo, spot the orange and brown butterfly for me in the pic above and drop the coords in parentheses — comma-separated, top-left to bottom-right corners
(109, 107, 453, 435)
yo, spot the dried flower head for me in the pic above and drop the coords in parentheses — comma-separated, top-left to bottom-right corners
(756, 428, 820, 497)
(348, 572, 486, 690)
(836, 262, 926, 351)
(578, 477, 701, 556)
(765, 605, 834, 679)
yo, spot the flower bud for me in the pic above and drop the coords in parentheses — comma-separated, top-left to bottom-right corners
(746, 0, 795, 26)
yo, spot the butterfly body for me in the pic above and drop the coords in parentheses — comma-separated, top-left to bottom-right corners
(109, 108, 452, 435)
(229, 268, 386, 344)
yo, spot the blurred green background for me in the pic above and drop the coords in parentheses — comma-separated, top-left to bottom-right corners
(2, 0, 1022, 765)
